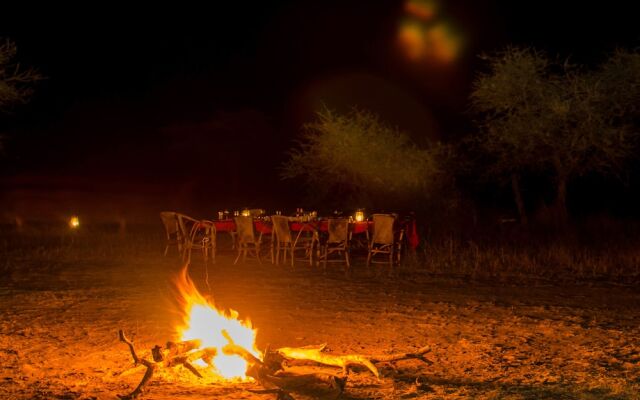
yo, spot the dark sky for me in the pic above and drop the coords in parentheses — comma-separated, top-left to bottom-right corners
(0, 1, 638, 218)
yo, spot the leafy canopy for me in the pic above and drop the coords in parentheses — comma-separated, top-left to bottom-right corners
(0, 39, 41, 113)
(470, 46, 639, 181)
(281, 107, 439, 207)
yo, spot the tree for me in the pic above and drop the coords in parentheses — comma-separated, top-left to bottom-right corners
(281, 107, 442, 210)
(0, 38, 42, 151)
(0, 39, 41, 113)
(470, 46, 640, 223)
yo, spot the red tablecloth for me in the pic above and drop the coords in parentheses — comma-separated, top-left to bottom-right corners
(213, 220, 272, 234)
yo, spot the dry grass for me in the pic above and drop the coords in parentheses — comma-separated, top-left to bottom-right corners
(410, 238, 640, 284)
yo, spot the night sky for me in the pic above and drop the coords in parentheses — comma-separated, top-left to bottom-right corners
(0, 1, 637, 221)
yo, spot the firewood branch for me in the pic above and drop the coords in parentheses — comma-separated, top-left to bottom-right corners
(276, 346, 379, 378)
(117, 330, 216, 399)
(221, 329, 264, 367)
(117, 330, 157, 400)
(370, 345, 432, 364)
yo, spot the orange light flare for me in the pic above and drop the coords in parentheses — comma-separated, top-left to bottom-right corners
(404, 0, 438, 22)
(398, 21, 424, 61)
(424, 22, 462, 64)
(398, 0, 464, 65)
(173, 266, 261, 381)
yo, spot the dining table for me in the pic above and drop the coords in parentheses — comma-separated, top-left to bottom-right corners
(209, 218, 419, 250)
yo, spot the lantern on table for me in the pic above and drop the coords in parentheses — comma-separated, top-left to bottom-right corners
(241, 208, 251, 217)
(355, 209, 365, 222)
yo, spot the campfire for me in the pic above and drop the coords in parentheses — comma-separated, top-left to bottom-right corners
(117, 266, 432, 399)
(174, 266, 261, 381)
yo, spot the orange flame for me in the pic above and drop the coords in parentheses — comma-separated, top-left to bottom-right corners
(173, 266, 261, 380)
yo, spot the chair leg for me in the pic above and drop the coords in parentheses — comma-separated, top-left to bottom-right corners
(234, 244, 242, 265)
(322, 245, 328, 273)
(256, 244, 262, 265)
(389, 248, 394, 270)
(182, 241, 192, 264)
(270, 244, 274, 264)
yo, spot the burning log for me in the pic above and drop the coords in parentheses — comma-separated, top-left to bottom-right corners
(221, 329, 263, 367)
(276, 344, 380, 377)
(220, 332, 431, 399)
(117, 330, 217, 400)
(272, 344, 432, 377)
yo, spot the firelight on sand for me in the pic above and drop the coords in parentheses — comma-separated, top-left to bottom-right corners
(173, 266, 261, 380)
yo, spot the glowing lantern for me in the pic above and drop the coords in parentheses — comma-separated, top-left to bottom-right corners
(241, 209, 251, 217)
(355, 210, 365, 222)
(69, 216, 80, 229)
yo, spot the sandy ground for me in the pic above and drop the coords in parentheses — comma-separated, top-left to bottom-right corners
(1, 231, 639, 399)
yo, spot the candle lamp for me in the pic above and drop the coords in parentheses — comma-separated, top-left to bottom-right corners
(69, 216, 80, 229)
(355, 209, 365, 222)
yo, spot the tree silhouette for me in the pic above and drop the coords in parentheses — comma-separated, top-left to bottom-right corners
(470, 46, 640, 223)
(281, 107, 443, 210)
(0, 38, 42, 150)
(0, 39, 41, 113)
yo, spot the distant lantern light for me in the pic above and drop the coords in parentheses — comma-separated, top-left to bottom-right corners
(241, 209, 251, 217)
(355, 209, 365, 222)
(69, 216, 80, 229)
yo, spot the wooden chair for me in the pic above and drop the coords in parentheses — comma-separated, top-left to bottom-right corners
(319, 218, 351, 273)
(271, 215, 314, 267)
(233, 216, 262, 265)
(160, 211, 182, 256)
(177, 213, 216, 264)
(366, 214, 403, 269)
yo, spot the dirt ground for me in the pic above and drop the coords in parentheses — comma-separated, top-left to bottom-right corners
(1, 230, 639, 399)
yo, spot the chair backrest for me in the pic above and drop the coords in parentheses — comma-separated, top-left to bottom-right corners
(327, 218, 349, 244)
(249, 208, 265, 217)
(372, 214, 395, 245)
(234, 216, 256, 244)
(160, 211, 179, 237)
(271, 215, 292, 243)
(176, 213, 199, 239)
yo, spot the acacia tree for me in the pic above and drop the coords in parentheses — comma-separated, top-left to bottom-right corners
(0, 38, 42, 150)
(281, 107, 443, 210)
(0, 39, 40, 112)
(471, 46, 640, 223)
